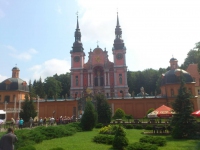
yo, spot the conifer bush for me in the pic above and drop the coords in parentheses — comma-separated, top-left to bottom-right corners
(112, 125, 129, 150)
(81, 101, 97, 131)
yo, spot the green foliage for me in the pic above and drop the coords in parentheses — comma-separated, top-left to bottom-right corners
(53, 72, 71, 98)
(19, 95, 37, 122)
(126, 142, 158, 150)
(125, 114, 133, 122)
(145, 125, 153, 130)
(99, 125, 118, 135)
(113, 108, 125, 119)
(124, 124, 134, 129)
(95, 123, 103, 128)
(127, 69, 166, 96)
(14, 124, 77, 149)
(49, 148, 65, 150)
(44, 77, 62, 99)
(113, 125, 129, 150)
(95, 94, 112, 124)
(134, 125, 143, 129)
(32, 77, 45, 98)
(18, 145, 36, 150)
(81, 101, 97, 131)
(93, 134, 114, 145)
(171, 74, 197, 139)
(139, 136, 166, 146)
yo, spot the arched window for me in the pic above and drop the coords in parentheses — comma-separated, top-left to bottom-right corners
(75, 76, 78, 86)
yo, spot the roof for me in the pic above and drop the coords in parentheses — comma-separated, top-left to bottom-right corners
(0, 78, 29, 91)
(161, 69, 193, 85)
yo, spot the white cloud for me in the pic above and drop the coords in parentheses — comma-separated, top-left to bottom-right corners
(29, 59, 71, 81)
(77, 0, 200, 71)
(6, 46, 38, 61)
(5, 45, 16, 52)
(0, 74, 7, 82)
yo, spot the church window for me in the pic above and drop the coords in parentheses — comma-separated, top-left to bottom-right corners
(4, 95, 10, 103)
(5, 84, 10, 90)
(193, 78, 195, 82)
(171, 89, 174, 97)
(75, 76, 78, 86)
(198, 89, 200, 95)
(119, 74, 122, 84)
(0, 95, 1, 101)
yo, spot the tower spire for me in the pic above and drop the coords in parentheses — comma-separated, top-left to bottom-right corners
(113, 12, 125, 50)
(117, 12, 120, 27)
(76, 12, 79, 29)
(71, 12, 84, 53)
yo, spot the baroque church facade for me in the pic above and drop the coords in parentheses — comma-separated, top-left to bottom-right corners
(70, 14, 129, 98)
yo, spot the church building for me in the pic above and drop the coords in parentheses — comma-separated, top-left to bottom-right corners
(70, 14, 129, 98)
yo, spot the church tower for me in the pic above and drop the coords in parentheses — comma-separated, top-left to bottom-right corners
(112, 13, 129, 97)
(70, 15, 85, 98)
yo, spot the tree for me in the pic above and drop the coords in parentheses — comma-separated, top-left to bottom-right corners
(81, 101, 97, 131)
(53, 73, 71, 97)
(113, 125, 129, 150)
(19, 94, 37, 122)
(28, 80, 36, 99)
(113, 108, 125, 119)
(95, 94, 112, 124)
(170, 73, 197, 139)
(44, 77, 62, 99)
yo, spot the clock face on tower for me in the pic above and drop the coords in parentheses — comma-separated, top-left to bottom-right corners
(74, 56, 80, 62)
(116, 53, 123, 60)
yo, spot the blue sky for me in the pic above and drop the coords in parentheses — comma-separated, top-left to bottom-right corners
(0, 0, 200, 83)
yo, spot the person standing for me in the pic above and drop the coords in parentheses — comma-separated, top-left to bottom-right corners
(19, 118, 24, 129)
(29, 117, 34, 128)
(0, 127, 18, 150)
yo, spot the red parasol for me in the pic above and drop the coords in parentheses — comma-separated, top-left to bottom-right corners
(148, 105, 175, 118)
(191, 110, 200, 117)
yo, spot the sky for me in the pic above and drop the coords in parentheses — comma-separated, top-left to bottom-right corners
(0, 0, 200, 83)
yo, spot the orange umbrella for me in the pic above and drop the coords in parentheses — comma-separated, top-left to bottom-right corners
(191, 110, 200, 117)
(148, 105, 175, 118)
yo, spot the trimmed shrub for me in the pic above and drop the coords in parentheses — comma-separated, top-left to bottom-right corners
(139, 136, 166, 146)
(67, 122, 82, 132)
(127, 142, 158, 150)
(95, 123, 103, 128)
(18, 145, 36, 150)
(134, 125, 143, 129)
(113, 108, 125, 119)
(99, 125, 118, 135)
(145, 125, 153, 130)
(124, 124, 134, 129)
(113, 126, 129, 150)
(14, 123, 78, 149)
(93, 134, 114, 145)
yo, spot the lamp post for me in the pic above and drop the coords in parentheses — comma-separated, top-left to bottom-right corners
(37, 95, 40, 120)
(4, 101, 8, 121)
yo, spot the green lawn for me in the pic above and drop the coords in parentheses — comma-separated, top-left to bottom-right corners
(34, 128, 200, 150)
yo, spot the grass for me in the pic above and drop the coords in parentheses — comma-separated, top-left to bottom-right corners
(33, 128, 200, 150)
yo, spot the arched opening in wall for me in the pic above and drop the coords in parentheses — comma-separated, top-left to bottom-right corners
(93, 66, 104, 87)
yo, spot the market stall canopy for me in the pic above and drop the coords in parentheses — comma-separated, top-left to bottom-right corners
(191, 110, 200, 117)
(147, 105, 175, 118)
